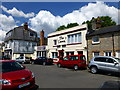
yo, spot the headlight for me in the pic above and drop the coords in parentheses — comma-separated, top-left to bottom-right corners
(0, 79, 11, 85)
(32, 73, 35, 78)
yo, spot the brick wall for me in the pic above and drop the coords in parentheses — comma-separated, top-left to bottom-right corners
(87, 31, 120, 61)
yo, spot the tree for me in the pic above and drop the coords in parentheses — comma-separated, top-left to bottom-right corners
(56, 25, 66, 31)
(67, 23, 79, 28)
(82, 16, 116, 30)
(56, 23, 79, 31)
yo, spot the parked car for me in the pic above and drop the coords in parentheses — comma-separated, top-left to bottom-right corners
(15, 56, 30, 64)
(0, 60, 35, 90)
(88, 56, 120, 74)
(31, 57, 53, 65)
(57, 54, 87, 70)
(99, 80, 120, 89)
(2, 55, 11, 60)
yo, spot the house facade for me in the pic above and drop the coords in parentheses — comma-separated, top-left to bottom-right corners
(87, 25, 120, 61)
(4, 22, 38, 59)
(35, 30, 48, 57)
(47, 24, 88, 62)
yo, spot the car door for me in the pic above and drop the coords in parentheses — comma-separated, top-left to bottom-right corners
(61, 56, 69, 67)
(105, 58, 119, 72)
(94, 57, 107, 70)
(69, 56, 79, 67)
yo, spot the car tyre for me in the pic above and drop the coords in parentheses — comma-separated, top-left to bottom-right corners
(90, 67, 98, 74)
(31, 61, 34, 64)
(43, 62, 46, 66)
(22, 62, 25, 64)
(74, 65, 79, 70)
(57, 63, 62, 68)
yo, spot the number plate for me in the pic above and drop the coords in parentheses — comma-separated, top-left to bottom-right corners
(18, 82, 30, 88)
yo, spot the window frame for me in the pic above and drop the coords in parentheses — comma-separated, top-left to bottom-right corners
(92, 36, 100, 44)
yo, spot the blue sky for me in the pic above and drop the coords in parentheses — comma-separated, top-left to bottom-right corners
(0, 1, 120, 41)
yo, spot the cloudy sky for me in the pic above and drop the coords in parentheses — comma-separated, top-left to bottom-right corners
(0, 1, 119, 42)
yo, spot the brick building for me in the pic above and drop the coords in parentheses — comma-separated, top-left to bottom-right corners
(86, 25, 120, 61)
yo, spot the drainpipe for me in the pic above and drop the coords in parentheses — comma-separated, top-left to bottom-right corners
(112, 34, 115, 56)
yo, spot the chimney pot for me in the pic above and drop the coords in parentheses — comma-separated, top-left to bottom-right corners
(24, 22, 28, 30)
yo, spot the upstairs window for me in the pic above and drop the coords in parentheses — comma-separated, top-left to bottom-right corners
(67, 33, 82, 44)
(92, 36, 100, 44)
(53, 40, 57, 45)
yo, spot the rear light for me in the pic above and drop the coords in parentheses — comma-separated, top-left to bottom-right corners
(0, 79, 11, 85)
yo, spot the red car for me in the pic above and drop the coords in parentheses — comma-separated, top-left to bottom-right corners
(0, 60, 35, 90)
(57, 55, 87, 70)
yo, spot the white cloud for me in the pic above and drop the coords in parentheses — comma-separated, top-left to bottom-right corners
(29, 1, 119, 37)
(0, 14, 17, 41)
(1, 6, 35, 18)
(0, 14, 17, 31)
(0, 30, 6, 42)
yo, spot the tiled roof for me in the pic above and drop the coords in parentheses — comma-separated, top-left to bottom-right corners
(87, 25, 120, 37)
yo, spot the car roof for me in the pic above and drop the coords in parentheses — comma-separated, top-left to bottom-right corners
(0, 60, 15, 63)
(93, 56, 116, 58)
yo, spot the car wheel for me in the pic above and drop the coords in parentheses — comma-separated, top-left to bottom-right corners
(31, 61, 34, 64)
(74, 65, 79, 70)
(22, 62, 24, 64)
(90, 67, 98, 74)
(57, 63, 62, 68)
(43, 62, 46, 66)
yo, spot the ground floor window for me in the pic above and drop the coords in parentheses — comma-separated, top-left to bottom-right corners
(93, 51, 100, 57)
(37, 51, 46, 57)
(78, 51, 83, 55)
(104, 51, 112, 56)
(66, 52, 74, 56)
(52, 52, 58, 59)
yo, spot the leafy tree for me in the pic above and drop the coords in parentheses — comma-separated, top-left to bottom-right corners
(56, 25, 66, 31)
(67, 23, 79, 28)
(82, 16, 116, 30)
(56, 23, 79, 31)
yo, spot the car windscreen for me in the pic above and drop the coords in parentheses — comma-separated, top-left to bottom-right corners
(115, 58, 120, 63)
(25, 57, 29, 59)
(80, 56, 86, 60)
(0, 61, 25, 73)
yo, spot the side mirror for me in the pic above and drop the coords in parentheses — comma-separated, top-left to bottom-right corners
(22, 65, 26, 69)
(114, 62, 118, 65)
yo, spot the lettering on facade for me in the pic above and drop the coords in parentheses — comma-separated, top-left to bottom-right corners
(58, 36, 66, 43)
(37, 46, 46, 51)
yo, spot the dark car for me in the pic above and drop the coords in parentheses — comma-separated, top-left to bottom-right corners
(99, 80, 120, 90)
(31, 57, 53, 65)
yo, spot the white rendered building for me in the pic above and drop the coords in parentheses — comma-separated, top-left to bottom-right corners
(47, 24, 88, 62)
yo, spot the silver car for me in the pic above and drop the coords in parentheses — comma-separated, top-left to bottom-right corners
(15, 56, 30, 64)
(88, 56, 120, 74)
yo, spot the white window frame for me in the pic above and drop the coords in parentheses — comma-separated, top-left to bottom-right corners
(93, 51, 100, 57)
(92, 36, 100, 44)
(104, 51, 112, 56)
(67, 33, 81, 44)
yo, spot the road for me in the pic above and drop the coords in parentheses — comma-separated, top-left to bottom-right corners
(24, 64, 119, 89)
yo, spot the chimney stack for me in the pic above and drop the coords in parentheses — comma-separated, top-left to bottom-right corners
(91, 16, 101, 30)
(96, 16, 101, 29)
(40, 30, 44, 46)
(91, 17, 96, 30)
(24, 22, 28, 30)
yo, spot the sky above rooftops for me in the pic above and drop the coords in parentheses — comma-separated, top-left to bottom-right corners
(0, 1, 120, 42)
